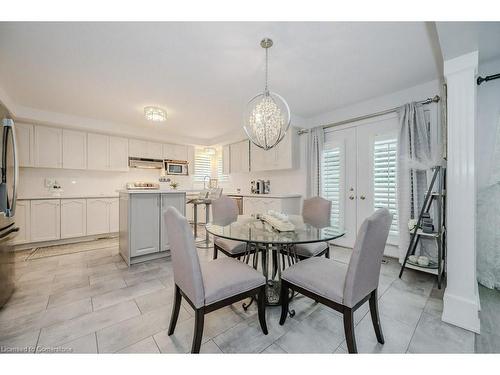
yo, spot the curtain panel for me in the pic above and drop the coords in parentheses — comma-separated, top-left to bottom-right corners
(397, 102, 441, 261)
(306, 127, 324, 198)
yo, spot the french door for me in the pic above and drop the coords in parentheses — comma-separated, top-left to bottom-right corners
(322, 114, 400, 254)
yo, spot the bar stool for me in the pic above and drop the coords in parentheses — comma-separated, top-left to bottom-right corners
(187, 190, 209, 242)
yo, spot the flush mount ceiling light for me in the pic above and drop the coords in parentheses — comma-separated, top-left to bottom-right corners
(144, 106, 167, 122)
(243, 38, 291, 151)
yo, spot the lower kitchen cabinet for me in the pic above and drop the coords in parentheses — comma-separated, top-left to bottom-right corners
(30, 199, 61, 242)
(109, 198, 119, 232)
(86, 198, 117, 235)
(119, 192, 186, 265)
(13, 200, 30, 244)
(60, 199, 87, 239)
(160, 193, 185, 252)
(130, 194, 160, 257)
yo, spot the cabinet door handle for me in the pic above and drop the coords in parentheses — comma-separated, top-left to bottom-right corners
(360, 195, 366, 200)
(349, 195, 355, 200)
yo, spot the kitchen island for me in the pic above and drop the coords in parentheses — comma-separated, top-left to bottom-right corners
(118, 190, 186, 266)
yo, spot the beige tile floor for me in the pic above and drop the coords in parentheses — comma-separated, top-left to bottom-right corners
(0, 234, 480, 354)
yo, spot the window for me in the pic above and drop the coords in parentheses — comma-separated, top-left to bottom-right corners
(216, 150, 229, 182)
(373, 137, 399, 235)
(193, 149, 212, 182)
(321, 146, 344, 233)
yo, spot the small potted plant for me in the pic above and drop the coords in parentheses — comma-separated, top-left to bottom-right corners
(169, 180, 179, 190)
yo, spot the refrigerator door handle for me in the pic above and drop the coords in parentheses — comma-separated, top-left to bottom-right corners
(0, 226, 19, 240)
(3, 119, 18, 218)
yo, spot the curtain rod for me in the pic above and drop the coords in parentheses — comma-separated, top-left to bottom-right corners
(477, 73, 500, 85)
(297, 94, 440, 135)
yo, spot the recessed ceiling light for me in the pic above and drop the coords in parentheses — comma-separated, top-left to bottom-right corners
(144, 106, 167, 122)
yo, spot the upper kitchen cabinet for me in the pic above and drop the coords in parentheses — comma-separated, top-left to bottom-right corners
(16, 123, 35, 167)
(62, 129, 87, 169)
(229, 140, 250, 174)
(108, 136, 129, 171)
(34, 126, 63, 168)
(163, 143, 188, 161)
(87, 133, 128, 171)
(250, 127, 298, 172)
(87, 133, 109, 170)
(129, 139, 163, 159)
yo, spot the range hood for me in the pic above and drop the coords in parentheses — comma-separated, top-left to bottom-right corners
(128, 157, 164, 169)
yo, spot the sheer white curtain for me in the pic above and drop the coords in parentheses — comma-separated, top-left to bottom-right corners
(306, 127, 324, 198)
(397, 103, 441, 261)
(477, 117, 500, 289)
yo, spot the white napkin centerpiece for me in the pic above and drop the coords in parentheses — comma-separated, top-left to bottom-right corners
(261, 210, 295, 232)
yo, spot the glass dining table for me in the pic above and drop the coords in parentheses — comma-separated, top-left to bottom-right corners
(205, 215, 345, 310)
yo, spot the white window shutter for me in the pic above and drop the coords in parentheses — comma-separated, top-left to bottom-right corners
(373, 137, 399, 235)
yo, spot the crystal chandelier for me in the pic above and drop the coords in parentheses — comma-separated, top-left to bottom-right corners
(244, 38, 290, 150)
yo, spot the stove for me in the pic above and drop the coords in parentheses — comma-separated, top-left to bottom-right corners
(126, 182, 160, 190)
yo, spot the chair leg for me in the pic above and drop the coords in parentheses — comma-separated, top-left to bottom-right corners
(325, 246, 330, 259)
(257, 286, 268, 335)
(168, 285, 182, 335)
(369, 289, 384, 344)
(191, 308, 205, 353)
(343, 308, 357, 353)
(213, 244, 218, 260)
(279, 283, 289, 325)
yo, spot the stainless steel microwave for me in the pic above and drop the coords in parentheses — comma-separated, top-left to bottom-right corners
(165, 160, 189, 175)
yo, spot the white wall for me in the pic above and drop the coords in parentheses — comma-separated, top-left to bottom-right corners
(477, 57, 500, 189)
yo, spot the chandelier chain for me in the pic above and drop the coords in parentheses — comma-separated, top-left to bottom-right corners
(265, 47, 269, 93)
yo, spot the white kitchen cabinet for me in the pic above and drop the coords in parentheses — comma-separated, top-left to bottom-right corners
(30, 199, 61, 242)
(13, 200, 30, 244)
(243, 196, 301, 216)
(60, 199, 87, 238)
(108, 136, 129, 171)
(250, 128, 298, 172)
(129, 194, 160, 257)
(128, 139, 148, 158)
(160, 193, 185, 252)
(86, 198, 118, 235)
(229, 140, 250, 174)
(62, 130, 87, 170)
(109, 198, 119, 232)
(87, 133, 108, 170)
(163, 143, 188, 161)
(16, 123, 35, 167)
(88, 133, 128, 171)
(34, 126, 62, 168)
(86, 198, 110, 235)
(129, 139, 163, 159)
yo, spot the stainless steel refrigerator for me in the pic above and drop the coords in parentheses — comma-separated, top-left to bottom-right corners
(0, 117, 19, 308)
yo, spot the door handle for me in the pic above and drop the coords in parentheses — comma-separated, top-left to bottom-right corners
(360, 195, 366, 200)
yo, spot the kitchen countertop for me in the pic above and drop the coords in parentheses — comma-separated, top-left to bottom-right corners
(18, 194, 119, 200)
(118, 189, 187, 194)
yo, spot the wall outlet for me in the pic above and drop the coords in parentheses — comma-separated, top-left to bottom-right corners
(44, 178, 55, 188)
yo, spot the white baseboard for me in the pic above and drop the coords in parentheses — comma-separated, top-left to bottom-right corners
(442, 290, 481, 333)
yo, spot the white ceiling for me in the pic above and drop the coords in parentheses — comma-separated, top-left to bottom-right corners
(0, 22, 440, 143)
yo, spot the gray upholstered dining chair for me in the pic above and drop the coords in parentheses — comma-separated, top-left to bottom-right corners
(211, 195, 248, 260)
(165, 207, 268, 353)
(294, 196, 332, 259)
(279, 208, 393, 353)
